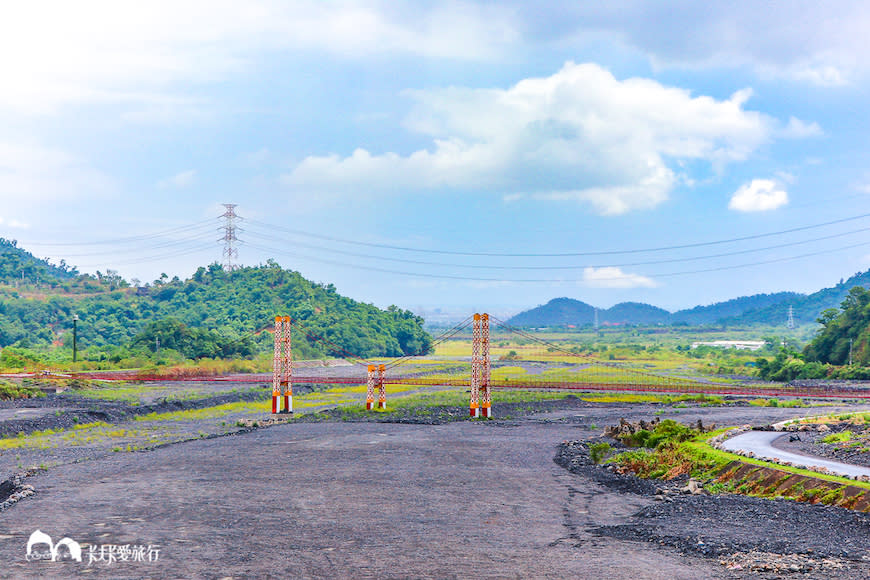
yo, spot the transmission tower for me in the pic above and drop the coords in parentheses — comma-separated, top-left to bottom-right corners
(220, 203, 241, 271)
(593, 307, 599, 330)
(786, 305, 795, 329)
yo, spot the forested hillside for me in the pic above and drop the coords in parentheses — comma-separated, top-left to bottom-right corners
(0, 238, 78, 285)
(506, 297, 595, 326)
(0, 249, 431, 362)
(730, 270, 870, 326)
(804, 286, 870, 366)
(505, 270, 870, 328)
(673, 292, 800, 325)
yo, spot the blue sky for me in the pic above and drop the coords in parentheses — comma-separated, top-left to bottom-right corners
(3, 1, 870, 319)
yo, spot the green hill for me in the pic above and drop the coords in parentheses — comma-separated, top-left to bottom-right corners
(505, 269, 870, 328)
(0, 238, 78, 285)
(603, 302, 670, 325)
(0, 258, 431, 362)
(506, 297, 595, 327)
(803, 286, 870, 366)
(729, 270, 870, 326)
(506, 298, 669, 327)
(672, 292, 800, 325)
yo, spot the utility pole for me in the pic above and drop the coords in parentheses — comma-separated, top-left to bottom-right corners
(155, 334, 160, 357)
(72, 314, 79, 363)
(220, 203, 241, 271)
(849, 338, 853, 366)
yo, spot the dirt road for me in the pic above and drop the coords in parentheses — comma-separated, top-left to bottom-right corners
(2, 402, 870, 578)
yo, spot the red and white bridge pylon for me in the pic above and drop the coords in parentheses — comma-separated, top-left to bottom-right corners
(366, 364, 386, 410)
(272, 315, 293, 414)
(470, 313, 492, 418)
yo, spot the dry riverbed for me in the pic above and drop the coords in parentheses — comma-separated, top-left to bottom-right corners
(3, 389, 870, 577)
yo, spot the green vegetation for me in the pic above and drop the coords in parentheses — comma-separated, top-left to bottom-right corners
(757, 285, 870, 380)
(0, 378, 45, 400)
(614, 419, 699, 449)
(805, 286, 870, 367)
(748, 398, 805, 408)
(822, 430, 853, 444)
(588, 442, 612, 464)
(607, 425, 870, 504)
(502, 274, 870, 328)
(0, 247, 431, 365)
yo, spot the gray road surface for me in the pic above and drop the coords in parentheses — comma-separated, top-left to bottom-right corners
(721, 430, 870, 478)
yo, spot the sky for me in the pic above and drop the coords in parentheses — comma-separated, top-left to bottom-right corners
(2, 1, 870, 320)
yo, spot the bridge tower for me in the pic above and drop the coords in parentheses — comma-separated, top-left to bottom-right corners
(480, 313, 492, 418)
(272, 316, 293, 414)
(470, 313, 491, 417)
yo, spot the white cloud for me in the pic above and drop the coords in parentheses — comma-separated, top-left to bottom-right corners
(582, 267, 657, 288)
(729, 179, 789, 212)
(513, 2, 870, 86)
(781, 117, 823, 139)
(158, 170, 197, 189)
(0, 1, 515, 116)
(0, 217, 30, 230)
(283, 62, 799, 214)
(0, 142, 113, 212)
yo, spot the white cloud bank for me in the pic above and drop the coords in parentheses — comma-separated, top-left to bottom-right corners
(0, 142, 113, 211)
(729, 179, 789, 212)
(0, 1, 515, 115)
(284, 62, 808, 214)
(583, 267, 656, 288)
(516, 2, 870, 86)
(158, 170, 197, 189)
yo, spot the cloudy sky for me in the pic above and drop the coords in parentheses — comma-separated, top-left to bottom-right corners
(3, 1, 870, 318)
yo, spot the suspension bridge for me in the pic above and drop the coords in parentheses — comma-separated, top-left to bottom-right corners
(62, 313, 870, 412)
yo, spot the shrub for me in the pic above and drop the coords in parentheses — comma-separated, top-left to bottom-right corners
(588, 442, 612, 464)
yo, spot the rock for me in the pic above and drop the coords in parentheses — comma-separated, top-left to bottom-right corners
(817, 424, 831, 433)
(654, 494, 665, 501)
(789, 434, 801, 442)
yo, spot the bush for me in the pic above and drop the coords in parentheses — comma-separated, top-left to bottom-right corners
(588, 442, 612, 464)
(0, 379, 45, 400)
(617, 419, 699, 450)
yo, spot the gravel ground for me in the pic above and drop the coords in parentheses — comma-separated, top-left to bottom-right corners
(557, 439, 870, 578)
(774, 424, 870, 468)
(4, 392, 870, 577)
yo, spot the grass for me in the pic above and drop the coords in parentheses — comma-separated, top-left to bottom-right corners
(575, 392, 726, 405)
(609, 426, 870, 493)
(0, 379, 45, 400)
(749, 398, 806, 408)
(133, 400, 272, 422)
(822, 430, 854, 444)
(0, 421, 167, 450)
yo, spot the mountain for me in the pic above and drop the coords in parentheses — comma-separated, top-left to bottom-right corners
(505, 298, 668, 327)
(604, 302, 671, 325)
(0, 238, 78, 284)
(729, 270, 870, 326)
(0, 257, 431, 360)
(506, 297, 595, 327)
(505, 269, 870, 328)
(672, 292, 801, 325)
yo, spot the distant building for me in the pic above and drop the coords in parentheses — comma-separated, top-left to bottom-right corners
(691, 340, 766, 351)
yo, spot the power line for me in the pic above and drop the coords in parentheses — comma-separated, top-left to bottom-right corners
(246, 212, 870, 258)
(244, 238, 870, 284)
(23, 219, 218, 247)
(243, 223, 869, 271)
